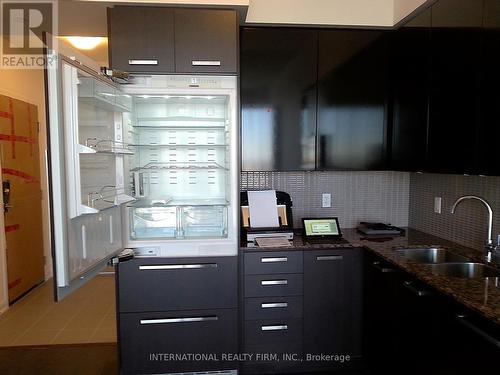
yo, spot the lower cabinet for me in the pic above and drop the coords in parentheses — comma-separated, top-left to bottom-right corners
(119, 309, 238, 374)
(363, 249, 500, 375)
(117, 256, 238, 375)
(303, 249, 364, 372)
(241, 248, 364, 374)
(447, 308, 500, 374)
(364, 250, 451, 375)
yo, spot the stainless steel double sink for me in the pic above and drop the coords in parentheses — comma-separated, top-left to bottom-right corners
(395, 247, 500, 279)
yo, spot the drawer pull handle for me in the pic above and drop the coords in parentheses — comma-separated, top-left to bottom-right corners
(140, 316, 218, 325)
(371, 261, 396, 273)
(261, 302, 288, 309)
(192, 60, 221, 66)
(139, 263, 217, 271)
(403, 280, 431, 297)
(456, 314, 500, 348)
(317, 255, 343, 261)
(261, 280, 288, 286)
(129, 59, 158, 65)
(261, 257, 288, 263)
(261, 325, 288, 331)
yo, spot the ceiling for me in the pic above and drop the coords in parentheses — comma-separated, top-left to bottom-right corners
(58, 0, 432, 66)
(75, 0, 431, 27)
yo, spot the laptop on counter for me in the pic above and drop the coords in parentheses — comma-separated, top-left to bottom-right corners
(302, 217, 349, 245)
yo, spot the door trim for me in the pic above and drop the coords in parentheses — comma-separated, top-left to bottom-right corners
(0, 152, 7, 313)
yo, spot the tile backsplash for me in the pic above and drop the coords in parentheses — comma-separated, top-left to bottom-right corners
(409, 173, 500, 251)
(241, 171, 410, 229)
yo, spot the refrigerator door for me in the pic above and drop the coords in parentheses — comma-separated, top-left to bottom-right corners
(45, 49, 131, 300)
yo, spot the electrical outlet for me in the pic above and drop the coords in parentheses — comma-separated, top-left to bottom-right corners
(434, 197, 442, 214)
(322, 193, 331, 208)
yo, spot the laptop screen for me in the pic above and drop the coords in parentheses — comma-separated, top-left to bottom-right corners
(302, 218, 341, 237)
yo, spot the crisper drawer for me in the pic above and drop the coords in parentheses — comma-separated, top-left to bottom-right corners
(119, 308, 238, 375)
(130, 206, 177, 239)
(244, 273, 303, 298)
(182, 206, 227, 237)
(244, 251, 303, 275)
(245, 296, 303, 320)
(129, 205, 228, 240)
(117, 256, 237, 312)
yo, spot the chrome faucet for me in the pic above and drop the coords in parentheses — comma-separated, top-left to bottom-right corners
(451, 195, 497, 262)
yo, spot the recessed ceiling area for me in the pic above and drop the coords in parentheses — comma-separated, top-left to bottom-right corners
(78, 0, 431, 27)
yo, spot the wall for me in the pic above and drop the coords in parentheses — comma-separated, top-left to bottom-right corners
(80, 0, 431, 27)
(0, 69, 52, 311)
(241, 171, 410, 229)
(393, 0, 427, 24)
(409, 173, 500, 251)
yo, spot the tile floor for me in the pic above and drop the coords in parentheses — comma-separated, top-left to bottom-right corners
(0, 273, 116, 346)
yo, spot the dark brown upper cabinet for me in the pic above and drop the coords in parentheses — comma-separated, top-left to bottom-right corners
(108, 7, 175, 73)
(427, 0, 483, 174)
(390, 9, 431, 172)
(108, 7, 238, 74)
(240, 28, 318, 171)
(174, 9, 238, 74)
(317, 30, 389, 170)
(477, 0, 500, 175)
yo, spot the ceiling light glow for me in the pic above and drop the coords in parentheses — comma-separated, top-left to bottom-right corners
(65, 36, 105, 50)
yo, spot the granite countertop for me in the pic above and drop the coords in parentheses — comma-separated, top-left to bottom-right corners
(241, 228, 500, 326)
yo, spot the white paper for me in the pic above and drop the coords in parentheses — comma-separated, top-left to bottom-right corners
(247, 190, 279, 228)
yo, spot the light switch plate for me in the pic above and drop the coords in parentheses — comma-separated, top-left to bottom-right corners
(434, 197, 442, 214)
(322, 193, 331, 208)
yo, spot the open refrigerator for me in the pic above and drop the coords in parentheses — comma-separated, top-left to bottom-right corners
(46, 52, 238, 300)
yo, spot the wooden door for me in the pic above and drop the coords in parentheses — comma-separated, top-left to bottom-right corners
(0, 94, 44, 303)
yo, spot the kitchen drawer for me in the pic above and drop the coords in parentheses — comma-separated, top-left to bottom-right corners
(242, 341, 303, 374)
(117, 256, 237, 312)
(119, 308, 237, 374)
(244, 318, 303, 344)
(245, 296, 303, 320)
(244, 273, 303, 298)
(244, 251, 303, 275)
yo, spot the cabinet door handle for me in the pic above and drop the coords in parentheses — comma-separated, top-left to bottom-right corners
(317, 255, 343, 261)
(261, 279, 288, 286)
(139, 263, 217, 270)
(402, 281, 431, 297)
(261, 257, 287, 263)
(261, 325, 288, 331)
(192, 60, 221, 66)
(140, 316, 218, 325)
(261, 302, 288, 309)
(128, 59, 158, 65)
(456, 314, 500, 348)
(371, 261, 396, 273)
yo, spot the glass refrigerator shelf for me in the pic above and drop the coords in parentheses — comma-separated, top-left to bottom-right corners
(86, 139, 135, 155)
(131, 162, 228, 172)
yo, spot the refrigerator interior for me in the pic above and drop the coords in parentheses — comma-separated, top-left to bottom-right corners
(125, 94, 231, 241)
